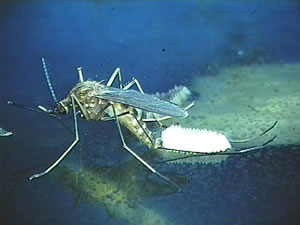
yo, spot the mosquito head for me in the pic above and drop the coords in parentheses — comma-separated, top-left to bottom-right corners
(56, 98, 71, 114)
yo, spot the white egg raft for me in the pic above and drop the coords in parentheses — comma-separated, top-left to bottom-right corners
(161, 125, 232, 153)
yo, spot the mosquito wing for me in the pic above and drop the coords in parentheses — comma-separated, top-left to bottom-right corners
(94, 86, 188, 118)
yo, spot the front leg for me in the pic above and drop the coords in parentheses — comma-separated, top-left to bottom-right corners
(29, 95, 80, 180)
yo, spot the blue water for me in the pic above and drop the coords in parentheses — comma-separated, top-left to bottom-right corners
(1, 1, 300, 224)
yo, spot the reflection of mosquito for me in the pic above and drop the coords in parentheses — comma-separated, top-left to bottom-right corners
(28, 59, 193, 190)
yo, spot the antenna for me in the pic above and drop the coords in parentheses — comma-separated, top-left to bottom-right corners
(41, 57, 58, 104)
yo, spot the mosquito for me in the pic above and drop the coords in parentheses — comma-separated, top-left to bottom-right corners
(27, 59, 195, 191)
(9, 58, 276, 191)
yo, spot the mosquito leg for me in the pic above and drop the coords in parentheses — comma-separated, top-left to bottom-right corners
(71, 94, 91, 121)
(77, 67, 84, 82)
(229, 121, 278, 143)
(101, 111, 131, 121)
(131, 112, 155, 146)
(158, 134, 277, 164)
(184, 101, 195, 111)
(29, 95, 80, 180)
(236, 135, 277, 153)
(106, 68, 123, 89)
(123, 78, 145, 93)
(142, 116, 172, 123)
(111, 105, 181, 191)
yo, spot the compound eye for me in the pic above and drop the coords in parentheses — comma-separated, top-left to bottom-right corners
(57, 102, 69, 114)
